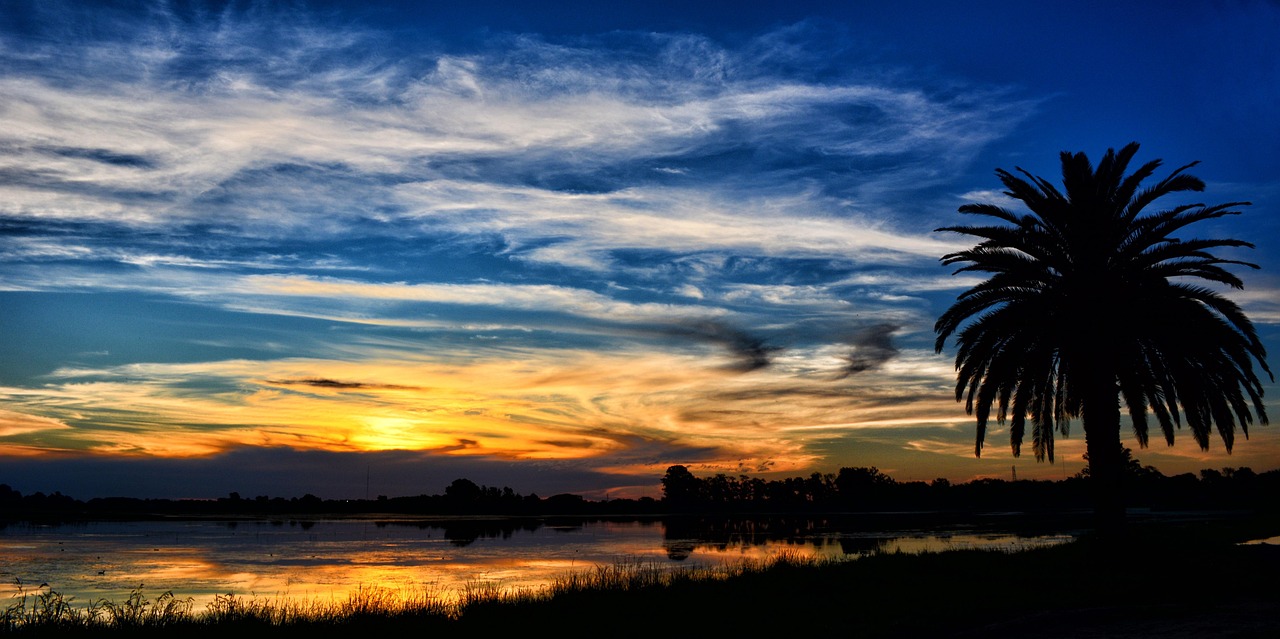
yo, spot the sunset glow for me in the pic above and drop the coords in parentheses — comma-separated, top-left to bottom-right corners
(1, 1, 1277, 499)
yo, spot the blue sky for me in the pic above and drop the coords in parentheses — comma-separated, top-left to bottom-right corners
(2, 0, 1277, 499)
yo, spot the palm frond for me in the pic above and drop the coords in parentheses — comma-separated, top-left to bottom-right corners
(935, 143, 1269, 470)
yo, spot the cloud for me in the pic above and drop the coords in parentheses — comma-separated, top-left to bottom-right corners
(660, 319, 780, 372)
(834, 271, 986, 292)
(0, 5, 1086, 492)
(265, 378, 419, 391)
(0, 338, 960, 473)
(1227, 282, 1280, 325)
(238, 274, 722, 324)
(0, 409, 72, 437)
(0, 10, 1021, 264)
(837, 323, 900, 377)
(954, 189, 1022, 210)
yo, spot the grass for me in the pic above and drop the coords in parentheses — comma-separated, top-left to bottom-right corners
(2, 582, 457, 637)
(5, 517, 1279, 638)
(0, 557, 793, 636)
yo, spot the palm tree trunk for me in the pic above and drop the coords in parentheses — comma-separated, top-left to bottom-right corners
(1082, 372, 1125, 539)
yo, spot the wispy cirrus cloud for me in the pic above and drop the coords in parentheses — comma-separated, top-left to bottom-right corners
(0, 8, 1027, 255)
(0, 3, 1066, 493)
(0, 409, 72, 437)
(0, 5, 1021, 369)
(2, 343, 933, 470)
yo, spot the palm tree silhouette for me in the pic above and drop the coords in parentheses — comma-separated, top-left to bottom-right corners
(934, 143, 1271, 533)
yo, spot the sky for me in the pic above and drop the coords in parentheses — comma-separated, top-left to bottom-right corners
(2, 0, 1278, 500)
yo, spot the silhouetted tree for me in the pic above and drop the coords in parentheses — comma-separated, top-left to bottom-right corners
(444, 478, 482, 503)
(0, 484, 20, 506)
(935, 143, 1271, 535)
(661, 465, 702, 508)
(836, 466, 895, 509)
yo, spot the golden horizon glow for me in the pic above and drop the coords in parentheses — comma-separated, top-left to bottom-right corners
(4, 342, 1276, 490)
(1, 3, 1277, 499)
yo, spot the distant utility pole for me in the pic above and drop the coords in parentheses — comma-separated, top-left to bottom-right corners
(1011, 465, 1017, 482)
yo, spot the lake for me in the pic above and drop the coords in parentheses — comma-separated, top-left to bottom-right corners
(1, 516, 1076, 610)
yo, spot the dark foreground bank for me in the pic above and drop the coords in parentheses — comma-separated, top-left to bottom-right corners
(5, 516, 1278, 638)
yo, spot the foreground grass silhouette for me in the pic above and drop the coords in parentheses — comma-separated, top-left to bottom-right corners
(6, 517, 1278, 638)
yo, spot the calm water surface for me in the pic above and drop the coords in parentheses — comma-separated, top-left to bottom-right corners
(1, 517, 1073, 608)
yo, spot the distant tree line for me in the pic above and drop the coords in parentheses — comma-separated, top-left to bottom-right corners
(2, 451, 1276, 521)
(0, 477, 654, 520)
(660, 450, 1280, 514)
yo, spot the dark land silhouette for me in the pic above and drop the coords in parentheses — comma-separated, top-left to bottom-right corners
(3, 453, 1277, 522)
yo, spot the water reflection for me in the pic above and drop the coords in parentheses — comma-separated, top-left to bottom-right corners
(0, 517, 1072, 609)
(659, 515, 1072, 561)
(1241, 535, 1280, 545)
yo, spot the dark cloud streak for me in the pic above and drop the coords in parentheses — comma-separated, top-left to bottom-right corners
(837, 323, 900, 378)
(266, 378, 419, 391)
(662, 319, 781, 371)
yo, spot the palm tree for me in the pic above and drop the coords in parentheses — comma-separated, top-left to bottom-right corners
(934, 143, 1271, 533)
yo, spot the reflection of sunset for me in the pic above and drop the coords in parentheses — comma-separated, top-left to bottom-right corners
(0, 519, 1074, 612)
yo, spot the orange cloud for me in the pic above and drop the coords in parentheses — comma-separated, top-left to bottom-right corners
(0, 409, 72, 437)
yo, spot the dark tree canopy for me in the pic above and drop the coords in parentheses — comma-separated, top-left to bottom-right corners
(934, 142, 1271, 529)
